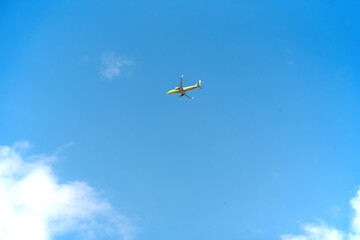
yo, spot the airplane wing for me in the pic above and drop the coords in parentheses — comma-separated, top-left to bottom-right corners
(183, 93, 194, 99)
(179, 75, 184, 89)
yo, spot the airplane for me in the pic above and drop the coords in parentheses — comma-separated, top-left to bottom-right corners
(167, 75, 202, 99)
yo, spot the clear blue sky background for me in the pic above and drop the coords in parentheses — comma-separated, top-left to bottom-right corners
(1, 1, 360, 239)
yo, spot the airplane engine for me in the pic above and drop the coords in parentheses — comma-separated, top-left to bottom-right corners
(178, 94, 184, 97)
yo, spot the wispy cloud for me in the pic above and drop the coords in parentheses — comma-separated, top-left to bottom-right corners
(100, 51, 133, 80)
(0, 142, 135, 240)
(281, 187, 360, 240)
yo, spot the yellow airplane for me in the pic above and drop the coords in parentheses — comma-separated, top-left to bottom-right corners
(167, 75, 202, 99)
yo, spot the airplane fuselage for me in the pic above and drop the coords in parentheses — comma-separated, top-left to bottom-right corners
(167, 85, 200, 95)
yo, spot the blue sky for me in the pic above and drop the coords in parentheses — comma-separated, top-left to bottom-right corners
(1, 1, 360, 240)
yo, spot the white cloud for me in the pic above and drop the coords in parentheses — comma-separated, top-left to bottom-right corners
(281, 222, 344, 240)
(0, 143, 135, 240)
(100, 51, 132, 80)
(281, 188, 360, 240)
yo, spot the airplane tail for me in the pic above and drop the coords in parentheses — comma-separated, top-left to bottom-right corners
(196, 80, 202, 89)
